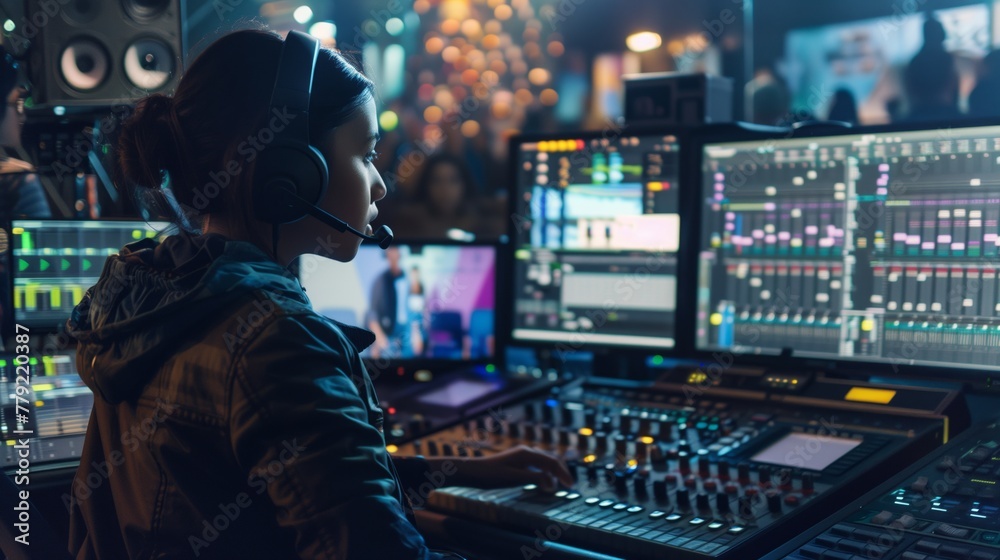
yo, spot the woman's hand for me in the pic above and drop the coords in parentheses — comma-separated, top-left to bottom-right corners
(430, 446, 574, 492)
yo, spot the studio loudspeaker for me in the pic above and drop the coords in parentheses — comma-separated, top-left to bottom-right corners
(25, 0, 185, 107)
(623, 72, 733, 126)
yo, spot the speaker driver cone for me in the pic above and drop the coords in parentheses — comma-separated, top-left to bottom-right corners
(122, 0, 170, 22)
(60, 38, 111, 92)
(123, 38, 174, 90)
(64, 0, 100, 24)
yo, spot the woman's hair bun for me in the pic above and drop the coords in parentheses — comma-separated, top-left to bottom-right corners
(115, 94, 181, 194)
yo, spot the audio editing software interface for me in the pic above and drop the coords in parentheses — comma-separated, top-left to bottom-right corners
(0, 354, 90, 468)
(11, 220, 173, 330)
(511, 134, 681, 348)
(697, 126, 1000, 371)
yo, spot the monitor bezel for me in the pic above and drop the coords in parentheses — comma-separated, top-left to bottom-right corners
(688, 117, 1000, 387)
(506, 125, 695, 356)
(295, 237, 505, 381)
(0, 221, 13, 343)
(8, 217, 177, 334)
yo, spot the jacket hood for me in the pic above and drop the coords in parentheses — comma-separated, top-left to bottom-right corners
(66, 233, 371, 404)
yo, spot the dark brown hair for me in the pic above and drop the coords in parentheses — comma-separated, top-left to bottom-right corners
(116, 29, 374, 247)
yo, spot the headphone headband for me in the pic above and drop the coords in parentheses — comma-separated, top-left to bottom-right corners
(252, 30, 330, 226)
(269, 30, 318, 144)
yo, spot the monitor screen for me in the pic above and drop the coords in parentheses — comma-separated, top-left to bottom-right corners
(782, 4, 989, 124)
(698, 123, 1000, 373)
(510, 133, 681, 349)
(11, 220, 175, 330)
(0, 353, 92, 467)
(299, 244, 496, 361)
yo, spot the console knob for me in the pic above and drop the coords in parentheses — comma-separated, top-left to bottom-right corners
(698, 451, 712, 478)
(541, 403, 554, 424)
(595, 431, 609, 453)
(600, 417, 614, 432)
(650, 444, 666, 465)
(653, 480, 669, 502)
(717, 460, 731, 480)
(778, 468, 793, 490)
(676, 489, 690, 509)
(638, 418, 653, 436)
(738, 464, 750, 484)
(716, 493, 731, 513)
(559, 428, 572, 447)
(678, 452, 691, 476)
(801, 473, 816, 495)
(614, 434, 628, 457)
(523, 403, 536, 421)
(660, 420, 675, 442)
(758, 466, 771, 485)
(615, 472, 628, 493)
(561, 407, 575, 426)
(696, 493, 711, 512)
(767, 490, 782, 513)
(738, 495, 756, 518)
(523, 423, 537, 442)
(634, 473, 648, 496)
(604, 464, 617, 485)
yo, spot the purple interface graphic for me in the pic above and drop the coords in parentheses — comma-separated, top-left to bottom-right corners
(300, 245, 495, 360)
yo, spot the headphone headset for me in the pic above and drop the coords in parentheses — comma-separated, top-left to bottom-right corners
(251, 30, 392, 250)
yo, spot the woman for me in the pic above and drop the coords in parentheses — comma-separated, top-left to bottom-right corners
(392, 153, 482, 239)
(66, 29, 570, 560)
(0, 46, 51, 219)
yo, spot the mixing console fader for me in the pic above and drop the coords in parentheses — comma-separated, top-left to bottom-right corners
(764, 417, 1000, 560)
(395, 380, 948, 559)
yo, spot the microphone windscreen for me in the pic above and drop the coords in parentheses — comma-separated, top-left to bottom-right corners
(376, 225, 394, 249)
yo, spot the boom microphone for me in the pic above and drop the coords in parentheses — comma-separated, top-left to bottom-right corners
(279, 188, 394, 249)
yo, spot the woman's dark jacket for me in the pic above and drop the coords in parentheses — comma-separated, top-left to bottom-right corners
(65, 233, 437, 559)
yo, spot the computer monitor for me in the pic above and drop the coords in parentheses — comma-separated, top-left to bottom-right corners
(11, 219, 175, 330)
(697, 122, 1000, 374)
(298, 243, 497, 363)
(509, 131, 682, 349)
(0, 353, 92, 468)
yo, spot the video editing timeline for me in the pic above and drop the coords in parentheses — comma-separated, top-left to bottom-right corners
(0, 354, 92, 467)
(512, 134, 681, 348)
(697, 125, 1000, 370)
(398, 381, 944, 560)
(763, 418, 1000, 560)
(11, 220, 174, 328)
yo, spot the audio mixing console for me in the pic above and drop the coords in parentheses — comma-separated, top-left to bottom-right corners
(764, 417, 1000, 560)
(395, 378, 952, 560)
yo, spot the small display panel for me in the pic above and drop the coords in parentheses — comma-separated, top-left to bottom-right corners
(751, 433, 862, 471)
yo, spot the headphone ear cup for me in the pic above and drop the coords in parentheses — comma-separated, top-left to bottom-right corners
(252, 141, 330, 224)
